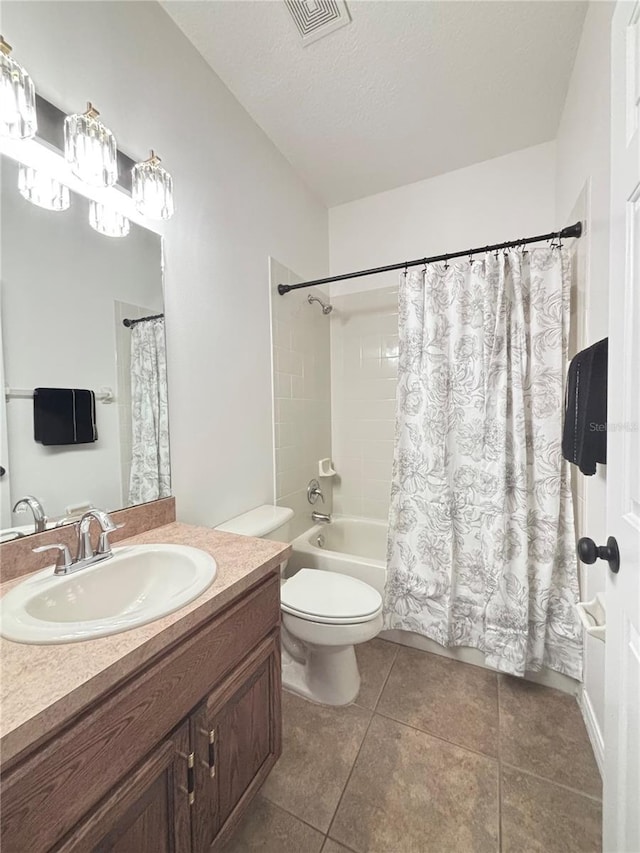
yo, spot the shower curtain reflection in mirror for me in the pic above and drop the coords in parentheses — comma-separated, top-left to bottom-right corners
(128, 317, 171, 505)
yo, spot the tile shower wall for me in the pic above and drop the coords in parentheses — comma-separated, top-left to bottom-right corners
(270, 259, 332, 539)
(330, 286, 399, 520)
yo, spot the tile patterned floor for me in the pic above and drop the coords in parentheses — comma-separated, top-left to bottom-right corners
(222, 639, 602, 853)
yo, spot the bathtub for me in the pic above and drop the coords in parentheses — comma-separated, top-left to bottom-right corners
(288, 516, 387, 595)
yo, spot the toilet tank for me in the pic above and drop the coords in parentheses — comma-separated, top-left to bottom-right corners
(215, 504, 294, 542)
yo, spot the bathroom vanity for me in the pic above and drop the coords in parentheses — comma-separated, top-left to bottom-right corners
(0, 520, 289, 852)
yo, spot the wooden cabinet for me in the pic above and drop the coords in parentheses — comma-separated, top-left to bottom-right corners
(0, 574, 282, 853)
(192, 634, 281, 851)
(54, 724, 192, 853)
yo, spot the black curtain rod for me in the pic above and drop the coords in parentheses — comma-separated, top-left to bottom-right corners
(277, 221, 583, 295)
(122, 313, 164, 328)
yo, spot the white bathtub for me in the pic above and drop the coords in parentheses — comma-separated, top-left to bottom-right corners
(288, 516, 387, 594)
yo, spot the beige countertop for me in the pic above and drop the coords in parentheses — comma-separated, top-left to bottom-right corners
(0, 522, 289, 768)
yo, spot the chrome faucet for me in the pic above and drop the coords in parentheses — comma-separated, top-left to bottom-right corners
(76, 509, 121, 562)
(33, 508, 124, 576)
(311, 510, 332, 524)
(12, 495, 47, 533)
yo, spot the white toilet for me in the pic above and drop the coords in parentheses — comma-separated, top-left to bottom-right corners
(216, 505, 383, 706)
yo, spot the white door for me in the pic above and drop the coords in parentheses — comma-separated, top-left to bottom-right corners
(605, 3, 640, 851)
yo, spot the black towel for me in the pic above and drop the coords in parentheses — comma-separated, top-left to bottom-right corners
(33, 388, 97, 446)
(562, 339, 608, 476)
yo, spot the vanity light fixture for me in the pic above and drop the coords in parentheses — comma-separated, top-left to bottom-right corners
(131, 150, 174, 220)
(0, 35, 37, 140)
(18, 164, 70, 211)
(64, 102, 118, 188)
(89, 201, 130, 238)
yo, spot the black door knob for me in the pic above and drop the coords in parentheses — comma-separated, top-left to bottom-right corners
(577, 536, 620, 574)
(0, 465, 5, 478)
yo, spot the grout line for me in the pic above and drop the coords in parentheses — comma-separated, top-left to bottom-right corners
(258, 790, 332, 838)
(499, 762, 603, 803)
(325, 646, 399, 840)
(322, 835, 360, 853)
(373, 708, 499, 763)
(371, 641, 399, 713)
(325, 711, 376, 840)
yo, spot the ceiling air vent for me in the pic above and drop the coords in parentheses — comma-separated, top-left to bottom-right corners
(284, 0, 351, 46)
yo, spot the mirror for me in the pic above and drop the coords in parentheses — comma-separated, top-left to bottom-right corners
(0, 156, 169, 540)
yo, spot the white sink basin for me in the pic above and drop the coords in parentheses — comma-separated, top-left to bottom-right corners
(0, 544, 217, 644)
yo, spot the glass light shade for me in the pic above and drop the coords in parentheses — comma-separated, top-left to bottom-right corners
(0, 40, 37, 139)
(132, 154, 174, 220)
(18, 165, 70, 211)
(64, 106, 118, 187)
(89, 201, 130, 238)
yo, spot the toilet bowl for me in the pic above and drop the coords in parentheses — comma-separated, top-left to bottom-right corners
(216, 505, 383, 706)
(281, 568, 383, 705)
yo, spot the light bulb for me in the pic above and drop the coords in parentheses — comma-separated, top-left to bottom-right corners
(89, 201, 130, 238)
(132, 151, 174, 220)
(64, 103, 117, 188)
(18, 165, 70, 211)
(0, 36, 37, 140)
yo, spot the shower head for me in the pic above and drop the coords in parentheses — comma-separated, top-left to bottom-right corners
(308, 294, 333, 315)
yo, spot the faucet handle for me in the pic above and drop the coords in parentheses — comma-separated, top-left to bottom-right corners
(307, 479, 325, 505)
(33, 543, 73, 575)
(97, 523, 125, 557)
(101, 515, 120, 533)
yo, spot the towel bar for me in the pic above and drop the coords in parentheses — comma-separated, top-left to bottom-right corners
(4, 386, 115, 403)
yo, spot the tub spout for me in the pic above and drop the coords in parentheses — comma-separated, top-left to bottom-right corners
(311, 510, 332, 524)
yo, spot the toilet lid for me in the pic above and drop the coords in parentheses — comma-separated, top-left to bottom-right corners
(281, 569, 383, 623)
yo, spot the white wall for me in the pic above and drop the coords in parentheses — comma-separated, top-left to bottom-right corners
(3, 0, 328, 528)
(270, 259, 332, 539)
(1, 159, 162, 520)
(329, 141, 557, 295)
(555, 0, 615, 773)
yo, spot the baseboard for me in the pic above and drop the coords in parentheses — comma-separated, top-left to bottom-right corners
(580, 687, 605, 778)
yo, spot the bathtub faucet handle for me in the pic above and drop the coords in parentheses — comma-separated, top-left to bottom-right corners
(307, 479, 325, 505)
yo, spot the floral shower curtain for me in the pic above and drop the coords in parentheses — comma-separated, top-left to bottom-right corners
(128, 318, 171, 506)
(383, 248, 583, 679)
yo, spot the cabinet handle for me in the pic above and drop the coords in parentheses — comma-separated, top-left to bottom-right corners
(208, 729, 216, 779)
(179, 750, 195, 806)
(198, 726, 217, 778)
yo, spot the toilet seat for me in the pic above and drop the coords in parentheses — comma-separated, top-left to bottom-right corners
(281, 568, 383, 625)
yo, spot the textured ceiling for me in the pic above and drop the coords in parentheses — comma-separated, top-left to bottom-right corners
(163, 0, 588, 206)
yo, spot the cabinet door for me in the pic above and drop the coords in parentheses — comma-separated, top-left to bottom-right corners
(192, 631, 282, 852)
(54, 722, 192, 853)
